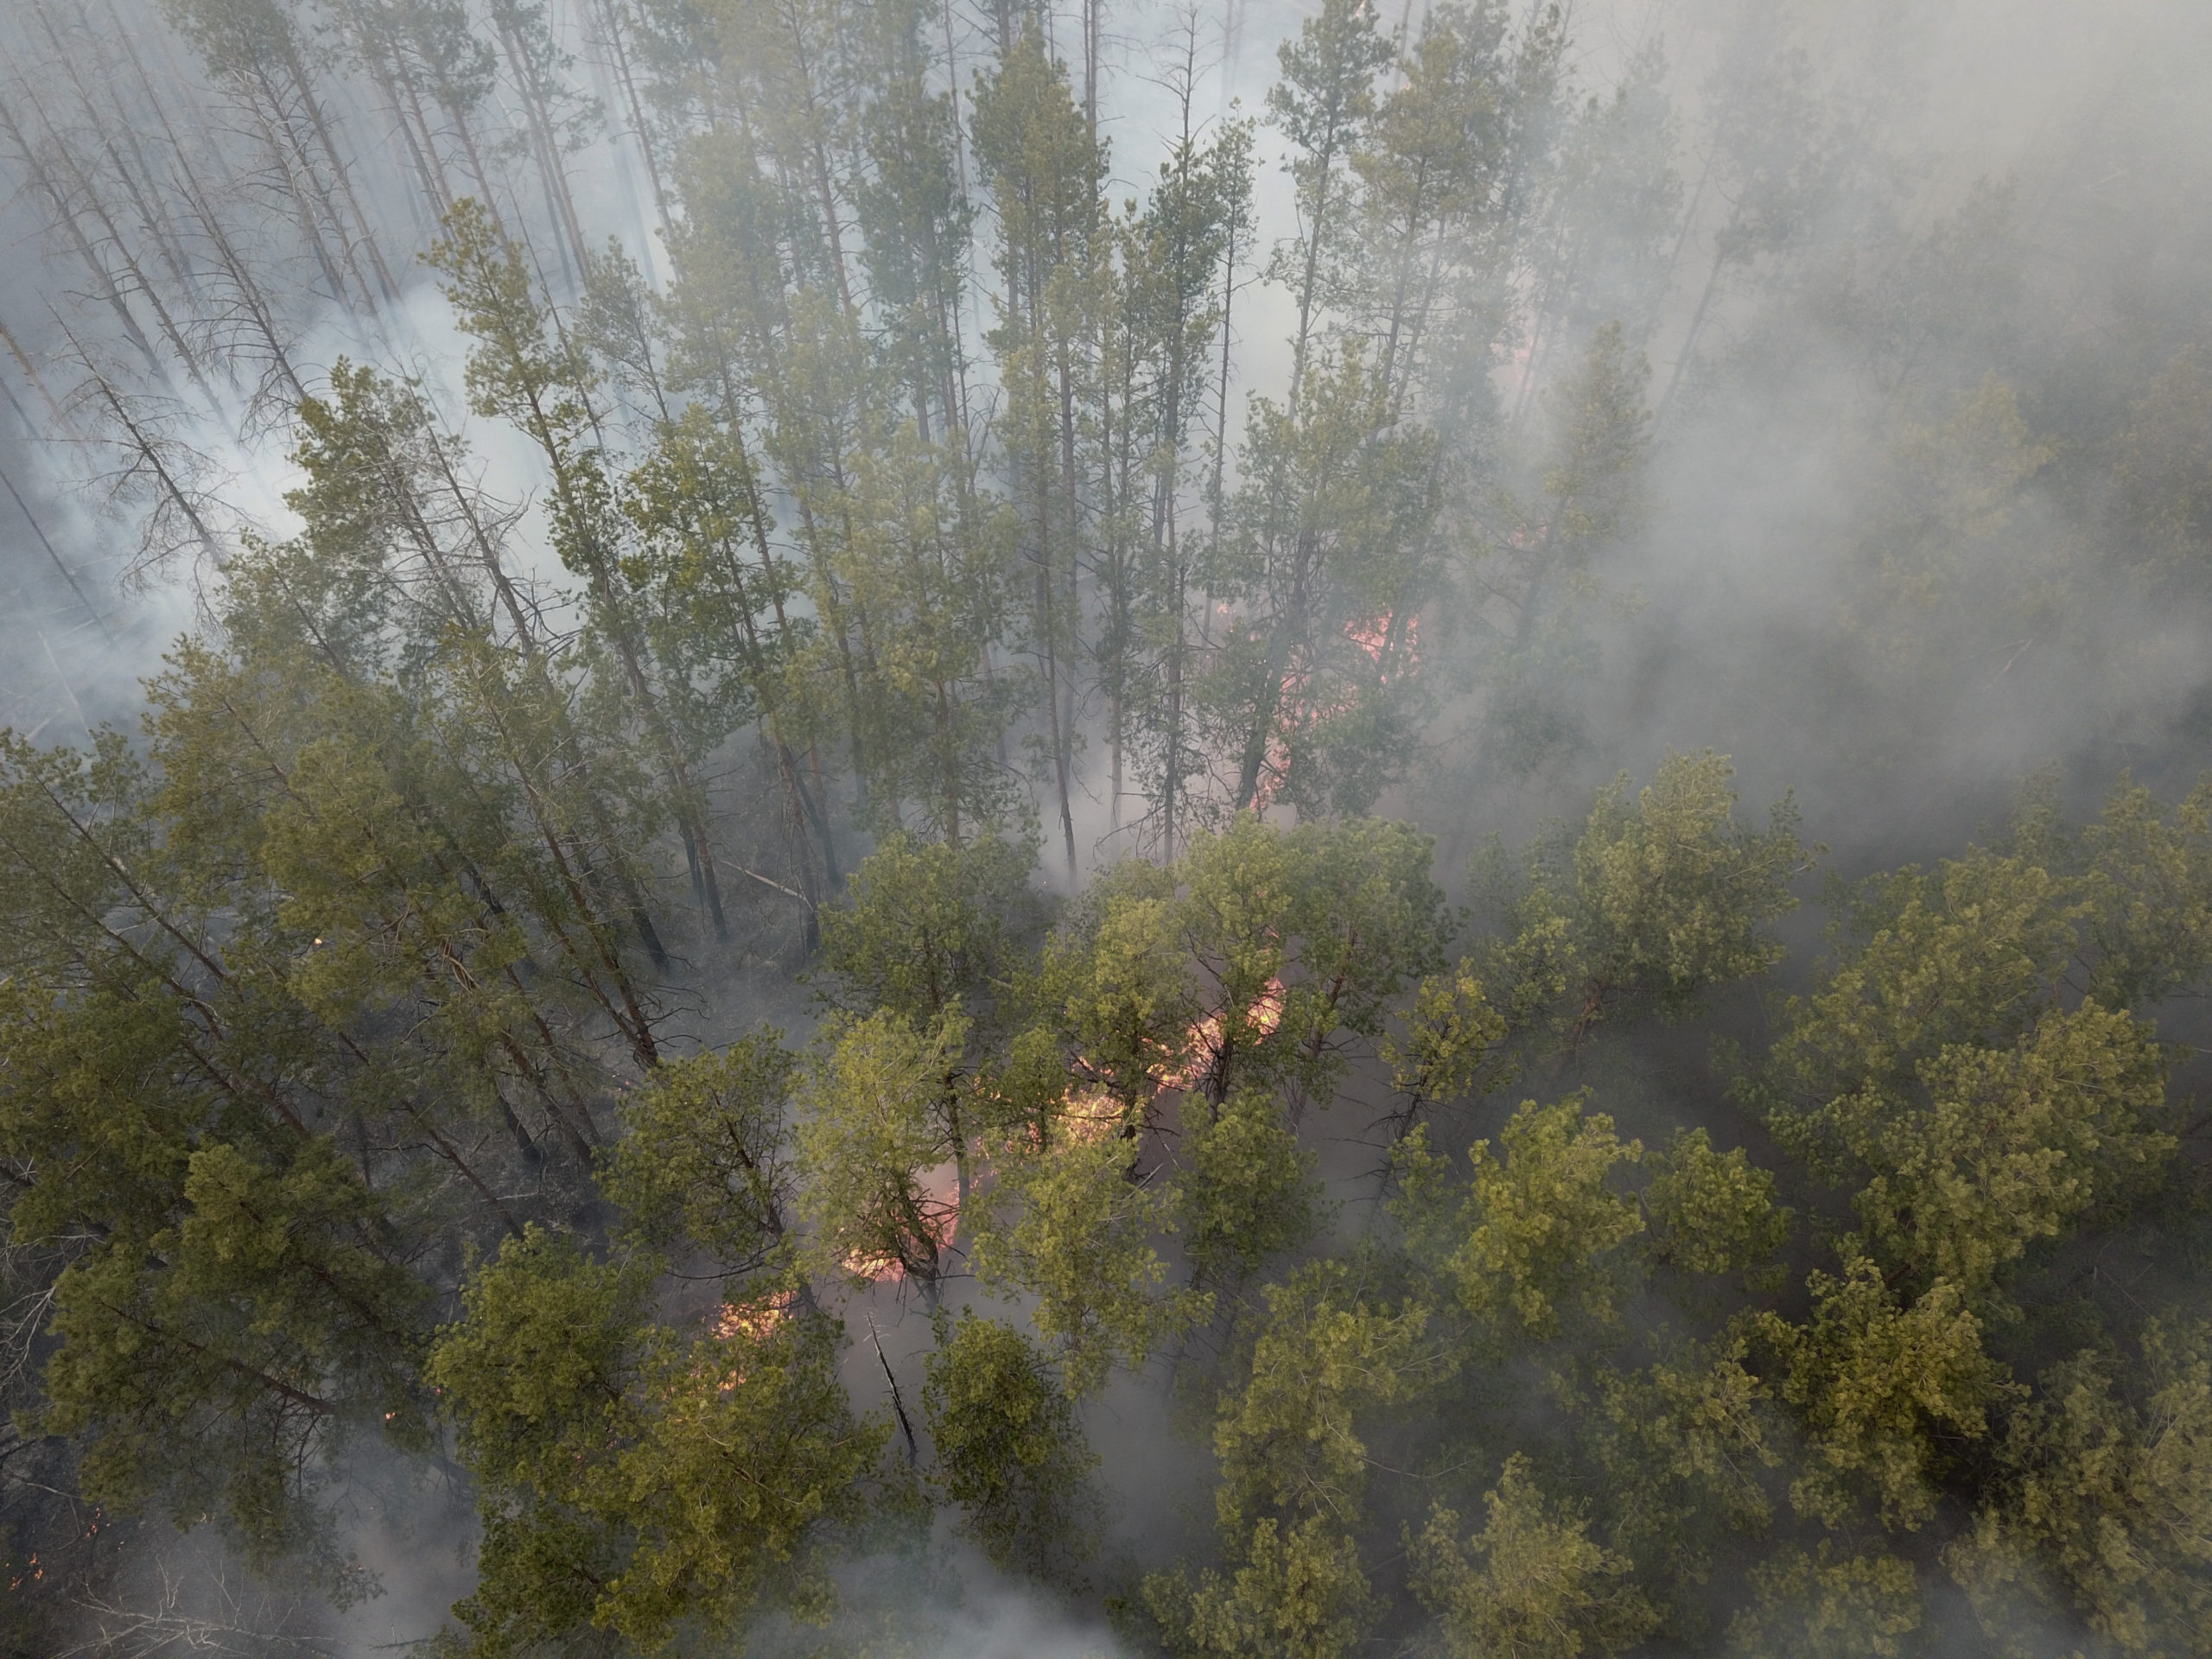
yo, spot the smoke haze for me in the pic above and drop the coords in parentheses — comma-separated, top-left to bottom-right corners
(3, 0, 2212, 1655)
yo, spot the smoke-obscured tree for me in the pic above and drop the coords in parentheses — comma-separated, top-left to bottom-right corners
(1147, 1510, 1375, 1659)
(1952, 1321, 2212, 1656)
(1516, 36, 1681, 399)
(162, 0, 399, 310)
(11, 0, 2212, 1649)
(970, 24, 1108, 874)
(428, 1226, 888, 1654)
(920, 1310, 1100, 1580)
(1726, 1541, 1923, 1659)
(1408, 1454, 1660, 1659)
(1263, 0, 1390, 406)
(1660, 3, 1862, 415)
(1201, 345, 1440, 817)
(429, 199, 730, 942)
(1107, 101, 1251, 853)
(1349, 0, 1552, 421)
(1468, 317, 1653, 777)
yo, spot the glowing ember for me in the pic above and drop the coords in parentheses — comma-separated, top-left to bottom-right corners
(840, 1160, 961, 1284)
(1246, 613, 1419, 808)
(713, 1295, 791, 1344)
(1160, 976, 1287, 1092)
(1060, 1085, 1125, 1144)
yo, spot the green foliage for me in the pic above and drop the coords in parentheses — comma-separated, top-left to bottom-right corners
(1759, 1257, 2013, 1529)
(1211, 1260, 1437, 1532)
(40, 1135, 430, 1575)
(2015, 774, 2212, 1010)
(920, 1312, 1098, 1580)
(429, 1227, 885, 1653)
(1592, 1332, 1783, 1550)
(1642, 1127, 1791, 1285)
(1190, 814, 1449, 1101)
(1204, 347, 1442, 817)
(1567, 752, 1807, 1014)
(1757, 791, 2190, 1317)
(0, 299, 717, 1580)
(1020, 814, 1447, 1120)
(10, 353, 2212, 1659)
(598, 1035, 798, 1274)
(1953, 1322, 2212, 1655)
(1179, 1087, 1321, 1285)
(1267, 0, 1393, 389)
(969, 1128, 1194, 1399)
(15, 1, 2211, 1649)
(1147, 1514, 1375, 1659)
(1417, 751, 1804, 1122)
(1727, 1541, 1923, 1659)
(1382, 961, 1512, 1118)
(1852, 1002, 2171, 1295)
(1450, 1096, 1645, 1339)
(1274, 817, 1452, 1070)
(1173, 814, 1313, 1100)
(1761, 848, 2081, 1134)
(1035, 860, 1197, 1117)
(814, 831, 1043, 1029)
(1409, 1454, 1660, 1659)
(796, 1008, 968, 1295)
(1477, 751, 1808, 1052)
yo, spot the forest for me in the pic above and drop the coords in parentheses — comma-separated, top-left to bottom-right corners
(1, 0, 2211, 1653)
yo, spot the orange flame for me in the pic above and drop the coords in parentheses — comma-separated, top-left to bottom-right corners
(1248, 613, 1417, 809)
(1060, 1085, 1125, 1144)
(713, 1294, 791, 1344)
(840, 1160, 961, 1285)
(1160, 977, 1286, 1092)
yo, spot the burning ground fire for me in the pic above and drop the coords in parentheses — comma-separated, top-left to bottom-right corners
(838, 1160, 961, 1285)
(1160, 976, 1287, 1092)
(830, 965, 1294, 1288)
(1252, 612, 1418, 810)
(708, 1290, 797, 1392)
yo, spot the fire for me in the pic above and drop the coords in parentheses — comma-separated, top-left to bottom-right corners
(1160, 976, 1287, 1092)
(713, 1294, 791, 1344)
(1060, 1085, 1125, 1144)
(1247, 976, 1287, 1039)
(707, 1291, 796, 1391)
(1249, 613, 1417, 809)
(1344, 611, 1418, 667)
(839, 1160, 961, 1285)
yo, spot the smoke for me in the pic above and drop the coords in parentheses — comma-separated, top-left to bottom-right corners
(5, 0, 2212, 1650)
(908, 1573, 1128, 1659)
(1394, 0, 2212, 876)
(50, 1528, 338, 1658)
(830, 1543, 1133, 1659)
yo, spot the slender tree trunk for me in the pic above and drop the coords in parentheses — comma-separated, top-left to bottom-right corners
(490, 10, 592, 282)
(1289, 120, 1345, 408)
(1656, 238, 1732, 418)
(22, 82, 217, 404)
(276, 51, 400, 306)
(0, 103, 163, 374)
